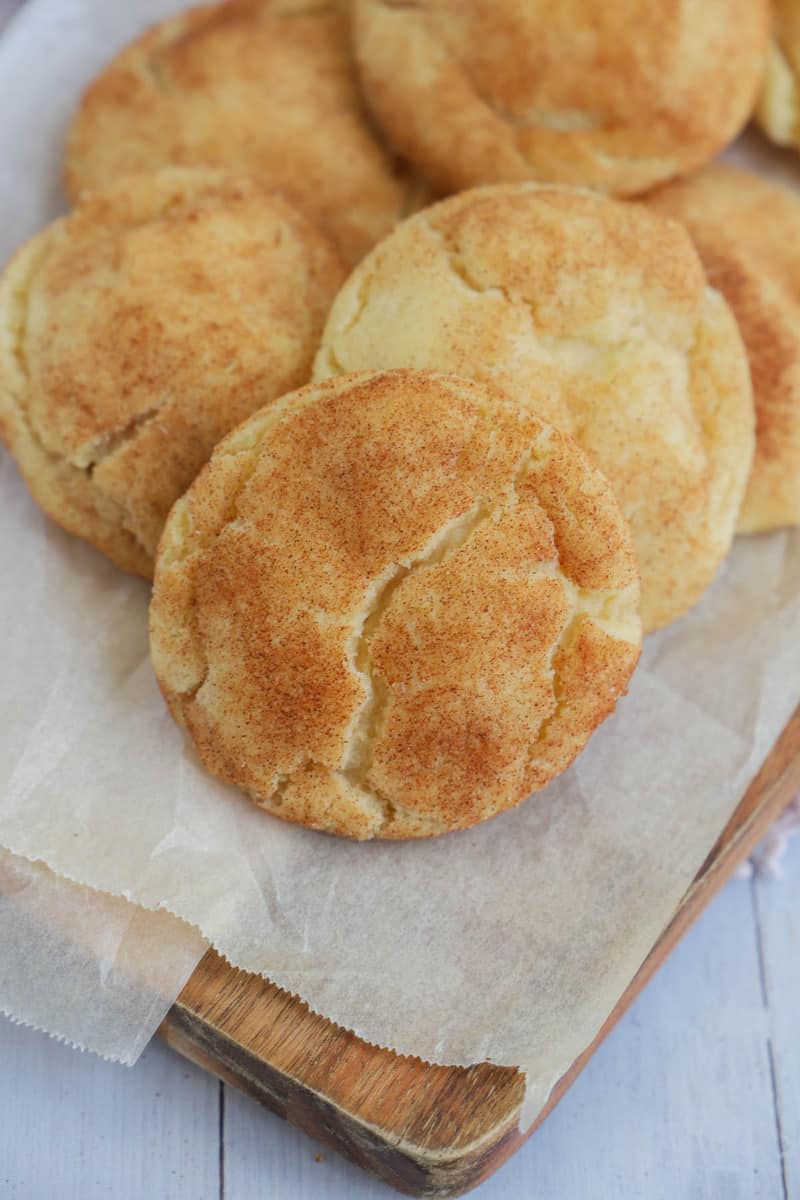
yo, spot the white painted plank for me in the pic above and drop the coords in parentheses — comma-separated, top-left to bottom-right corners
(754, 833, 800, 1200)
(0, 1021, 220, 1200)
(497, 874, 783, 1200)
(223, 876, 783, 1200)
(0, 0, 24, 33)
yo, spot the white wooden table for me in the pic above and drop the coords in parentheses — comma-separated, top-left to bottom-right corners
(0, 0, 797, 1195)
(2, 837, 797, 1199)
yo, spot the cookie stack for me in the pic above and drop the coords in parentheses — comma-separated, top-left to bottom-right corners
(1, 0, 795, 841)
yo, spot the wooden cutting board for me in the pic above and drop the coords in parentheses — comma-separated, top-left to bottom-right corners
(160, 705, 800, 1199)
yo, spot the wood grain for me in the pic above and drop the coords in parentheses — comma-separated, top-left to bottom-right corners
(161, 706, 800, 1198)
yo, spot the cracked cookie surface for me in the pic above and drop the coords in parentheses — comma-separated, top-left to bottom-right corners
(149, 369, 641, 840)
(64, 0, 428, 265)
(646, 163, 800, 535)
(0, 166, 346, 575)
(352, 0, 769, 196)
(314, 184, 755, 632)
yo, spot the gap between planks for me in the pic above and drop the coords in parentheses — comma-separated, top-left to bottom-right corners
(750, 874, 790, 1200)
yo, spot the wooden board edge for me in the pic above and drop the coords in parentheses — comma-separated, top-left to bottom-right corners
(160, 707, 800, 1198)
(162, 1007, 520, 1198)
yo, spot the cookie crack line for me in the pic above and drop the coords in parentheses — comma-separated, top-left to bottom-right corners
(493, 107, 606, 133)
(3, 242, 152, 560)
(257, 758, 451, 838)
(368, 0, 532, 159)
(340, 258, 377, 339)
(169, 446, 268, 712)
(142, 50, 172, 97)
(76, 405, 165, 474)
(168, 384, 354, 710)
(161, 385, 329, 577)
(335, 442, 638, 831)
(338, 498, 492, 830)
(524, 610, 586, 782)
(511, 444, 638, 787)
(367, 5, 666, 176)
(374, 0, 428, 12)
(319, 212, 686, 380)
(418, 212, 696, 359)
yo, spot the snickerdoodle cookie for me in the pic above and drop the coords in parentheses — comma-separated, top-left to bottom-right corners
(64, 0, 425, 264)
(150, 370, 641, 839)
(647, 163, 800, 533)
(352, 0, 769, 196)
(0, 167, 345, 575)
(315, 185, 755, 631)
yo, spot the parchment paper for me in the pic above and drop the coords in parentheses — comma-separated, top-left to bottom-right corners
(0, 847, 206, 1060)
(1, 0, 799, 1130)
